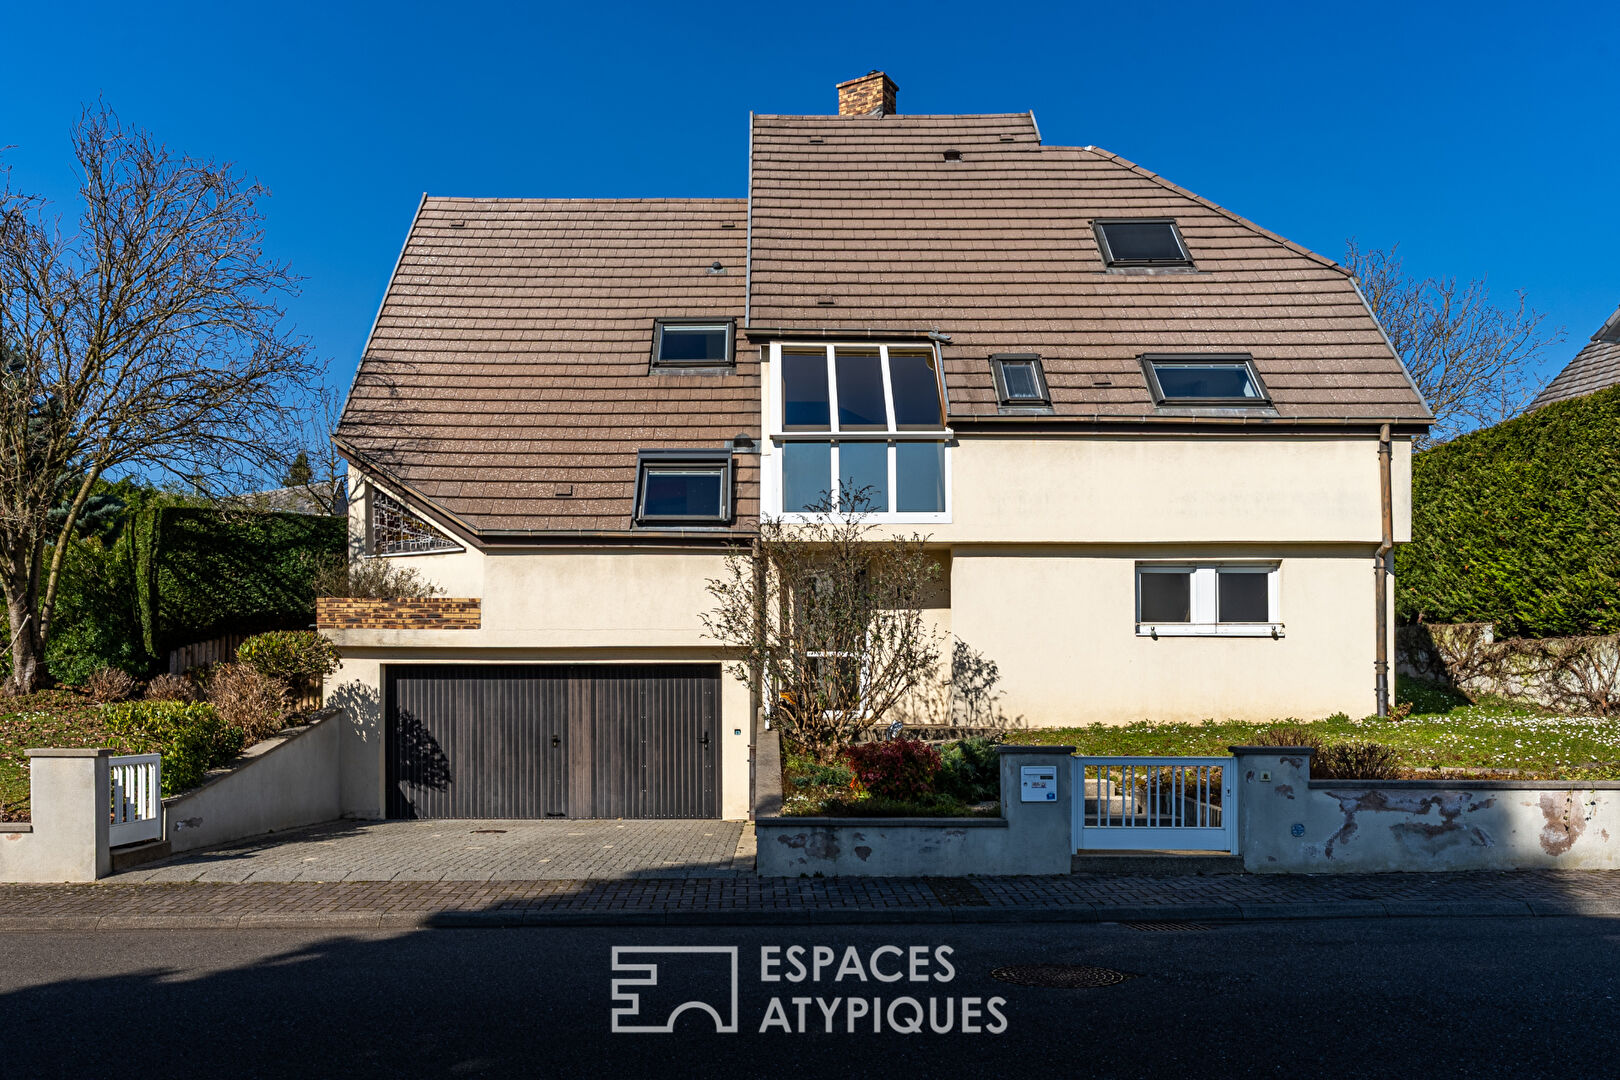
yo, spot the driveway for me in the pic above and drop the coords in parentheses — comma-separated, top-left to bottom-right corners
(110, 819, 753, 883)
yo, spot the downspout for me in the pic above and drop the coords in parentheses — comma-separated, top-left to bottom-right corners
(748, 537, 766, 821)
(1374, 423, 1394, 717)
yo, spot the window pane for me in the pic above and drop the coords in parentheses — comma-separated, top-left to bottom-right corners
(657, 324, 727, 364)
(889, 348, 944, 427)
(835, 348, 887, 429)
(782, 349, 830, 429)
(895, 441, 945, 512)
(838, 440, 888, 513)
(1152, 362, 1261, 401)
(1100, 221, 1187, 264)
(999, 360, 1043, 401)
(782, 440, 832, 512)
(1138, 571, 1191, 623)
(641, 467, 724, 520)
(1218, 571, 1270, 623)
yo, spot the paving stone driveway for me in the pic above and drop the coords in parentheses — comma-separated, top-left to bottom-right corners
(112, 819, 752, 883)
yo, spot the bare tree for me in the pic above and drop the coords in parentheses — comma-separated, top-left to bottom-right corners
(1346, 240, 1563, 443)
(702, 494, 943, 764)
(0, 104, 320, 693)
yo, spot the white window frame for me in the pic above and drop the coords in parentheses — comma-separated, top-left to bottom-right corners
(1135, 562, 1284, 638)
(764, 341, 953, 524)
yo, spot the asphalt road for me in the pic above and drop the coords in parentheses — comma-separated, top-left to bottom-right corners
(3, 916, 1617, 1079)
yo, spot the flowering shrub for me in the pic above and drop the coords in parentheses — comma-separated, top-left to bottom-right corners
(845, 738, 943, 801)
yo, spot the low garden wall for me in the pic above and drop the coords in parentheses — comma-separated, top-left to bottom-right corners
(1232, 747, 1620, 873)
(756, 746, 1073, 877)
(165, 709, 341, 854)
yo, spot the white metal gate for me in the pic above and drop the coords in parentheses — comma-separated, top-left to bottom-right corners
(1072, 756, 1236, 853)
(109, 754, 162, 846)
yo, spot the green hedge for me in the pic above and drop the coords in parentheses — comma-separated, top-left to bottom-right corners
(103, 700, 245, 795)
(1396, 384, 1620, 637)
(130, 506, 346, 658)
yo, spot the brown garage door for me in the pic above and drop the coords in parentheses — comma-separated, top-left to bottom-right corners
(385, 664, 719, 820)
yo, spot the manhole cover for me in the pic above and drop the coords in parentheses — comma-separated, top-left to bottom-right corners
(1123, 920, 1211, 933)
(990, 964, 1138, 989)
(470, 829, 507, 835)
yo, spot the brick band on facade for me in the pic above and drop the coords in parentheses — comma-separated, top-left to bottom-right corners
(317, 597, 481, 630)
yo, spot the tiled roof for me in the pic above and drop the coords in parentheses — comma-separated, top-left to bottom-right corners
(747, 113, 1430, 422)
(1530, 306, 1620, 410)
(336, 197, 753, 536)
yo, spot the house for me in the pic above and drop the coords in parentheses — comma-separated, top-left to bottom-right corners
(324, 72, 1431, 823)
(1529, 304, 1620, 409)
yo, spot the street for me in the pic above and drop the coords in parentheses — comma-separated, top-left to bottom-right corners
(3, 916, 1616, 1078)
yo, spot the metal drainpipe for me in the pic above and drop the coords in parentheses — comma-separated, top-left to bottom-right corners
(1374, 423, 1394, 717)
(747, 537, 766, 821)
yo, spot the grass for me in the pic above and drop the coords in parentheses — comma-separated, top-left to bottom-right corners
(0, 690, 118, 821)
(1014, 678, 1620, 781)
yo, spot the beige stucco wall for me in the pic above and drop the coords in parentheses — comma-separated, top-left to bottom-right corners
(949, 545, 1381, 726)
(937, 433, 1408, 544)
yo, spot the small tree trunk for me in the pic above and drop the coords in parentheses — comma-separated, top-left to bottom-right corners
(4, 587, 45, 696)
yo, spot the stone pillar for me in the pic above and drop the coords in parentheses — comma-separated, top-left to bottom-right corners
(6, 749, 114, 882)
(1227, 745, 1315, 873)
(996, 745, 1076, 875)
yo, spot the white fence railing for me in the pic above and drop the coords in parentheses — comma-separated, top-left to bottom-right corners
(109, 754, 162, 847)
(1072, 756, 1237, 853)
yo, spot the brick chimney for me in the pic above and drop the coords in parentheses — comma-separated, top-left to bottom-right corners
(837, 71, 898, 116)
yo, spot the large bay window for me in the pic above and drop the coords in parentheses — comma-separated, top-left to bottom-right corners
(769, 342, 951, 521)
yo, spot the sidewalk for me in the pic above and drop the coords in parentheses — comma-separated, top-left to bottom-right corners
(5, 868, 1620, 930)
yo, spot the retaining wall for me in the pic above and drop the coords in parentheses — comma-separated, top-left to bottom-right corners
(1232, 746, 1620, 872)
(755, 745, 1073, 877)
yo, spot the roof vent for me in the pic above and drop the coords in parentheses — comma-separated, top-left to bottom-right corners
(708, 261, 726, 274)
(449, 220, 467, 228)
(836, 70, 898, 116)
(808, 136, 826, 144)
(943, 149, 963, 162)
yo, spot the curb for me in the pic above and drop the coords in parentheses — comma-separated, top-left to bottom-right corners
(1, 898, 1613, 932)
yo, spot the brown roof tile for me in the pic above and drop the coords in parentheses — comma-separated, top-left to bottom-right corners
(747, 113, 1429, 422)
(337, 198, 754, 535)
(1530, 305, 1620, 409)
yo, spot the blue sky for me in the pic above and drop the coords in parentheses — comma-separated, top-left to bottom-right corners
(5, 0, 1617, 398)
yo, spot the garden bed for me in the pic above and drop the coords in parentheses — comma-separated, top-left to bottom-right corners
(1016, 680, 1620, 781)
(780, 737, 1003, 817)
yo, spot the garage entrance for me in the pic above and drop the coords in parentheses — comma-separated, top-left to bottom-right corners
(385, 664, 719, 820)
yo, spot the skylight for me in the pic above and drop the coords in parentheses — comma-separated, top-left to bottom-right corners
(1143, 355, 1269, 405)
(1095, 220, 1193, 268)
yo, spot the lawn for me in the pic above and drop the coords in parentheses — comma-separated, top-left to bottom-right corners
(1015, 679, 1620, 780)
(0, 691, 119, 821)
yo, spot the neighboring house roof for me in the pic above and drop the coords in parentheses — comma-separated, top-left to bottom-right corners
(1529, 305, 1620, 410)
(236, 484, 346, 516)
(747, 112, 1428, 423)
(336, 197, 754, 537)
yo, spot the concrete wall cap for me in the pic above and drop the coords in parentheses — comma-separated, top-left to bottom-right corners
(754, 816, 1008, 828)
(1228, 745, 1316, 756)
(996, 744, 1076, 755)
(24, 747, 113, 758)
(1308, 778, 1620, 791)
(0, 822, 34, 832)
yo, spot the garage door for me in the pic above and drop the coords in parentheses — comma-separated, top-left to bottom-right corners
(385, 664, 719, 820)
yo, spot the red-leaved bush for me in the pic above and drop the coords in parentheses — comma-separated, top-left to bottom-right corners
(845, 739, 943, 801)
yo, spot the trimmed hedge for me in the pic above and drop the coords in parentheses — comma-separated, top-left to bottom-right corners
(103, 700, 246, 795)
(1396, 384, 1620, 637)
(130, 506, 346, 657)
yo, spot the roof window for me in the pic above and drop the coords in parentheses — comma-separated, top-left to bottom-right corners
(1095, 220, 1193, 268)
(634, 449, 733, 525)
(1142, 355, 1269, 405)
(990, 354, 1051, 406)
(653, 319, 734, 368)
